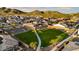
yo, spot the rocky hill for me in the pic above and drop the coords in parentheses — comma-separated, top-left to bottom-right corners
(0, 7, 79, 18)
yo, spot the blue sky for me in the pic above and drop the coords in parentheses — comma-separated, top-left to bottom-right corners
(10, 7, 79, 14)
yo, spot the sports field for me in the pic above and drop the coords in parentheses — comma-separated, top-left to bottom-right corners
(15, 29, 68, 48)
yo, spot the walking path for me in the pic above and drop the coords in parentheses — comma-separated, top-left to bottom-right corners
(33, 27, 41, 51)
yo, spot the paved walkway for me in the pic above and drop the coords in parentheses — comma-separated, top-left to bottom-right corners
(32, 25, 41, 51)
(33, 29, 41, 51)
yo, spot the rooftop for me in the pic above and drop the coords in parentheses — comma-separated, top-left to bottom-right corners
(0, 35, 18, 51)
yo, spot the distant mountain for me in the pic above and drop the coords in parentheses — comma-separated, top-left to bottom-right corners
(0, 7, 77, 18)
(0, 7, 25, 16)
(71, 13, 79, 17)
(28, 10, 71, 18)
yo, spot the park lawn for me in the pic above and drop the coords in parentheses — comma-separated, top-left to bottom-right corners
(15, 31, 38, 48)
(37, 29, 69, 47)
(15, 29, 69, 48)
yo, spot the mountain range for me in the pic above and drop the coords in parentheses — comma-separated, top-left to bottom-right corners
(0, 7, 79, 18)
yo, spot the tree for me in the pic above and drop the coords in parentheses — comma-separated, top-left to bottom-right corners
(1, 7, 6, 10)
(29, 42, 37, 49)
(57, 34, 66, 42)
(4, 8, 11, 13)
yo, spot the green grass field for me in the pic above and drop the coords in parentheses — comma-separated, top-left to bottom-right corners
(15, 31, 38, 49)
(37, 29, 68, 47)
(15, 29, 69, 48)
